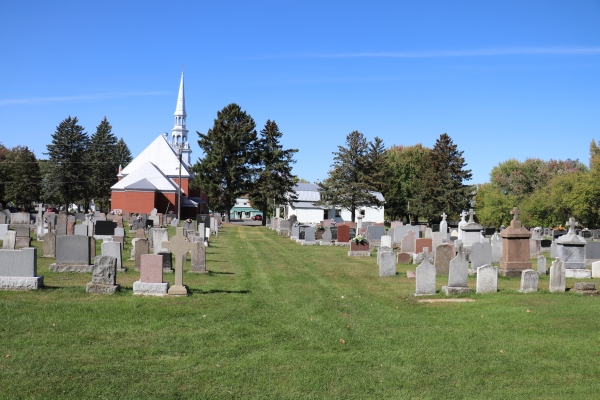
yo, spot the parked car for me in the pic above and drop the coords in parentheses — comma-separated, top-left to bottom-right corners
(46, 207, 57, 213)
(253, 215, 262, 221)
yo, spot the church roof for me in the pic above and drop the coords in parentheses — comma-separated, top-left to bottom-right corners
(119, 134, 191, 178)
(111, 161, 178, 192)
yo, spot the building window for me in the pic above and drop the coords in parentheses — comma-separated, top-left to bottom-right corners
(360, 209, 365, 217)
(335, 209, 341, 217)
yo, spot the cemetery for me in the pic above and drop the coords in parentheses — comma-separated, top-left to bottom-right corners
(2, 211, 600, 398)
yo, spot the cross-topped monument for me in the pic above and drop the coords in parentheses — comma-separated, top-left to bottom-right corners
(460, 210, 468, 220)
(566, 217, 577, 234)
(441, 212, 447, 221)
(467, 209, 475, 223)
(510, 207, 520, 221)
(162, 227, 196, 295)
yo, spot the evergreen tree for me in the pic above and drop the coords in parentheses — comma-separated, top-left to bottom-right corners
(115, 138, 133, 169)
(0, 143, 8, 208)
(411, 133, 473, 223)
(3, 146, 41, 210)
(45, 116, 90, 211)
(87, 117, 119, 212)
(317, 131, 382, 222)
(191, 103, 258, 222)
(248, 120, 298, 226)
(366, 136, 387, 195)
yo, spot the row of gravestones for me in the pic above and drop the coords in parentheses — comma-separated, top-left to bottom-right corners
(1, 226, 208, 292)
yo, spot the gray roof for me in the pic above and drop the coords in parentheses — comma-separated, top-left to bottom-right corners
(124, 178, 156, 191)
(290, 202, 325, 210)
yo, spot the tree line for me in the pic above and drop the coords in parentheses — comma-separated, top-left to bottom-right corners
(317, 131, 473, 224)
(475, 141, 599, 228)
(0, 116, 132, 212)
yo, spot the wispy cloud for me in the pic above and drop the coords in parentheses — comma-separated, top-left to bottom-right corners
(253, 46, 600, 60)
(0, 91, 169, 106)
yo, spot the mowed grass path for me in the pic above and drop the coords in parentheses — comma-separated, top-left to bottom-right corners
(2, 224, 600, 399)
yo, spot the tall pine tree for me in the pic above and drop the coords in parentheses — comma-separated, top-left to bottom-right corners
(317, 131, 382, 222)
(191, 103, 258, 222)
(115, 138, 133, 169)
(248, 120, 298, 226)
(45, 116, 90, 211)
(411, 133, 473, 223)
(87, 117, 119, 212)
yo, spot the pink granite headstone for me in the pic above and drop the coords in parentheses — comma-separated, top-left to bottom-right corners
(415, 238, 433, 254)
(397, 252, 411, 264)
(67, 221, 75, 235)
(140, 254, 164, 283)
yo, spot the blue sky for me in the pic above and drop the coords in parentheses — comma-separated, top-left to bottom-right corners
(1, 1, 599, 185)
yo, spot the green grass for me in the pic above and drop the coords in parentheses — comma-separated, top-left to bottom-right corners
(2, 225, 600, 399)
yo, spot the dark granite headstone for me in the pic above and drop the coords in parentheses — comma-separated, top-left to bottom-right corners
(196, 214, 210, 226)
(330, 226, 338, 240)
(95, 221, 117, 236)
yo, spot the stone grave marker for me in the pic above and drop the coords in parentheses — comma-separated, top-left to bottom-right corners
(86, 256, 119, 294)
(592, 261, 600, 278)
(401, 231, 416, 253)
(152, 228, 169, 254)
(471, 242, 492, 272)
(15, 226, 30, 249)
(10, 212, 31, 225)
(136, 229, 146, 239)
(56, 214, 68, 236)
(585, 241, 600, 265)
(439, 213, 449, 243)
(95, 220, 117, 236)
(74, 224, 88, 236)
(499, 207, 532, 277)
(491, 233, 502, 263)
(162, 227, 196, 295)
(434, 243, 454, 276)
(397, 252, 411, 264)
(415, 248, 436, 296)
(182, 219, 195, 231)
(321, 228, 333, 245)
(290, 225, 300, 240)
(415, 238, 432, 254)
(191, 241, 207, 273)
(303, 227, 317, 245)
(134, 239, 149, 271)
(446, 241, 469, 291)
(102, 241, 124, 272)
(549, 258, 565, 293)
(379, 251, 396, 277)
(476, 265, 498, 294)
(557, 218, 588, 277)
(537, 255, 547, 276)
(89, 237, 96, 263)
(380, 235, 392, 249)
(337, 225, 350, 243)
(0, 247, 43, 290)
(50, 235, 92, 272)
(43, 232, 56, 257)
(3, 231, 16, 249)
(519, 269, 539, 293)
(0, 224, 8, 238)
(133, 254, 169, 296)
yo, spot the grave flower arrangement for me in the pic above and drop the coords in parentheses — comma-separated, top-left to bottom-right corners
(316, 223, 325, 231)
(351, 234, 368, 244)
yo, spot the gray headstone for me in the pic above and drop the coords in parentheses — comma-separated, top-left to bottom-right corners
(101, 241, 123, 271)
(448, 242, 468, 287)
(471, 242, 492, 270)
(15, 226, 29, 237)
(0, 247, 37, 277)
(304, 227, 316, 242)
(401, 230, 416, 253)
(491, 233, 502, 263)
(191, 241, 207, 273)
(550, 240, 557, 258)
(519, 269, 539, 293)
(476, 265, 497, 294)
(55, 235, 90, 266)
(86, 256, 119, 294)
(585, 241, 600, 260)
(322, 228, 332, 242)
(74, 224, 89, 236)
(43, 232, 56, 257)
(114, 227, 125, 237)
(152, 228, 169, 254)
(379, 251, 396, 277)
(415, 249, 436, 295)
(434, 243, 454, 276)
(150, 208, 158, 216)
(393, 226, 419, 245)
(56, 214, 68, 236)
(10, 212, 30, 225)
(549, 258, 565, 293)
(0, 224, 8, 238)
(170, 218, 179, 227)
(366, 226, 385, 241)
(182, 220, 195, 231)
(2, 231, 16, 249)
(134, 239, 149, 271)
(537, 255, 547, 276)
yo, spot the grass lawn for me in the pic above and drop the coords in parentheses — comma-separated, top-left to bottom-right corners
(2, 224, 600, 399)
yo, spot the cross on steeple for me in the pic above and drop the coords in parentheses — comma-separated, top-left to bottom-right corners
(566, 217, 577, 234)
(510, 207, 520, 221)
(468, 209, 475, 223)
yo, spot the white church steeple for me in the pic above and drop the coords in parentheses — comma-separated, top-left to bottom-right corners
(171, 71, 191, 164)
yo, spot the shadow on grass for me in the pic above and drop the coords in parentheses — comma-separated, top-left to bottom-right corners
(208, 270, 234, 275)
(190, 289, 250, 295)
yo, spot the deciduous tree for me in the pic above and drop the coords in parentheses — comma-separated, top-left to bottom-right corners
(2, 146, 41, 210)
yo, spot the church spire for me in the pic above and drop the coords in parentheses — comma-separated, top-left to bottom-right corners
(171, 71, 189, 150)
